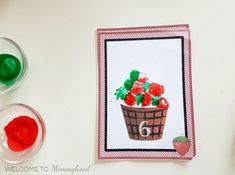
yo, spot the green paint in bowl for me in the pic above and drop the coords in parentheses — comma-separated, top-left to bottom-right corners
(0, 54, 21, 86)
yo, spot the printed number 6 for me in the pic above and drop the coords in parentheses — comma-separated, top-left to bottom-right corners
(139, 121, 151, 137)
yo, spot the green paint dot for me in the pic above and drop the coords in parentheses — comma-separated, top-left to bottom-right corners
(135, 94, 144, 105)
(116, 87, 128, 100)
(124, 79, 133, 90)
(143, 82, 150, 92)
(0, 54, 21, 86)
(152, 96, 161, 106)
(130, 70, 139, 82)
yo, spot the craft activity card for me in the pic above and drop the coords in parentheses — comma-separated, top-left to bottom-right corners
(97, 24, 196, 160)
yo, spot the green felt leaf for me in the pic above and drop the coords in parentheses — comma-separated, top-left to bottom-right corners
(173, 136, 190, 143)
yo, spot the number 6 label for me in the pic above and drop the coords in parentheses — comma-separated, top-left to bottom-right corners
(139, 121, 151, 137)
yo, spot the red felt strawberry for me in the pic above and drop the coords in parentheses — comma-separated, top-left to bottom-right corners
(157, 97, 169, 108)
(124, 93, 136, 106)
(148, 82, 164, 96)
(142, 92, 152, 106)
(130, 82, 144, 95)
(173, 136, 191, 156)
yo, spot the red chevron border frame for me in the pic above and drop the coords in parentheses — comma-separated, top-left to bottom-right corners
(97, 24, 196, 160)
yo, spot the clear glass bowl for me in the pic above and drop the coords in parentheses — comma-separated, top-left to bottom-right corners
(0, 38, 28, 95)
(0, 103, 45, 164)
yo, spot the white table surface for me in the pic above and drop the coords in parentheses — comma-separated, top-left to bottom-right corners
(0, 0, 235, 175)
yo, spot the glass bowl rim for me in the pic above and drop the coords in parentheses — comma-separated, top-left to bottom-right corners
(0, 103, 46, 164)
(0, 37, 28, 95)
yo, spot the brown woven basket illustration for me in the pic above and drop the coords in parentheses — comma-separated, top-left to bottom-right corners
(121, 104, 168, 140)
